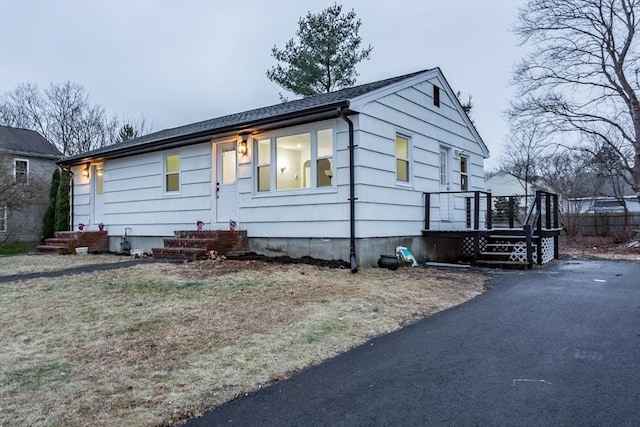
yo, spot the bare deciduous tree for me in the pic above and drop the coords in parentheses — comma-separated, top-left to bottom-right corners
(0, 81, 150, 156)
(510, 0, 640, 202)
(501, 124, 549, 208)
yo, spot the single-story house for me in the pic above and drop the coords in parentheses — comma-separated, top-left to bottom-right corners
(568, 196, 640, 214)
(0, 125, 61, 242)
(58, 68, 489, 267)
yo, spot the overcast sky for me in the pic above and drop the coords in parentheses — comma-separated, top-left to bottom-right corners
(0, 0, 525, 169)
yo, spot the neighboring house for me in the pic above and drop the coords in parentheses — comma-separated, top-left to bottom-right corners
(568, 196, 640, 214)
(0, 126, 61, 242)
(484, 171, 537, 224)
(58, 68, 489, 266)
(484, 171, 535, 199)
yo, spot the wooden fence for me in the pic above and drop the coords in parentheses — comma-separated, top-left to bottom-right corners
(564, 212, 640, 236)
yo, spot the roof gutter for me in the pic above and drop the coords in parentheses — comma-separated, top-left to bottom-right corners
(337, 106, 358, 273)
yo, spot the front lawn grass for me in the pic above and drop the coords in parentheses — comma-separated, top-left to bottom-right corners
(0, 257, 486, 426)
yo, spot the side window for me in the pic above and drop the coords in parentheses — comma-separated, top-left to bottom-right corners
(15, 159, 28, 184)
(396, 134, 410, 182)
(165, 154, 180, 192)
(96, 166, 104, 195)
(0, 206, 6, 232)
(433, 85, 440, 107)
(256, 138, 271, 192)
(439, 148, 448, 186)
(460, 156, 469, 191)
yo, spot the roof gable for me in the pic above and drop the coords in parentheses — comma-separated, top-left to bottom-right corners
(0, 126, 61, 158)
(349, 68, 489, 158)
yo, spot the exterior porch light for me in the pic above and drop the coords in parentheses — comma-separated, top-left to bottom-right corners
(81, 164, 90, 177)
(238, 134, 249, 155)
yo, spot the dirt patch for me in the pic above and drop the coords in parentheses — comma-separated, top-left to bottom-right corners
(559, 235, 640, 262)
(227, 252, 350, 268)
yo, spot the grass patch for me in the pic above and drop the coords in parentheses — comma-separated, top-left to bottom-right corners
(0, 259, 487, 426)
(0, 242, 37, 255)
(3, 361, 72, 391)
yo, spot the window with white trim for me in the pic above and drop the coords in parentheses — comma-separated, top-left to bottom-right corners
(14, 159, 28, 184)
(396, 134, 410, 182)
(439, 148, 448, 186)
(256, 138, 271, 192)
(165, 154, 180, 192)
(255, 127, 334, 192)
(0, 206, 7, 232)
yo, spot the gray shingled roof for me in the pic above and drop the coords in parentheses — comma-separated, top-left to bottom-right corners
(60, 69, 430, 164)
(0, 126, 61, 158)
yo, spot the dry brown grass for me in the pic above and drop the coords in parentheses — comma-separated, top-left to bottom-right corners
(0, 256, 486, 426)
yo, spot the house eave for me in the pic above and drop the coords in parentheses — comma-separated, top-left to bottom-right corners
(58, 101, 352, 166)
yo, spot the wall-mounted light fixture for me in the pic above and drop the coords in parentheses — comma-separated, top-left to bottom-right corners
(238, 134, 249, 155)
(81, 164, 90, 177)
(280, 166, 287, 174)
(454, 149, 467, 159)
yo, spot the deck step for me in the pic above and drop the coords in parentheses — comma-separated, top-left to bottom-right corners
(484, 243, 535, 247)
(475, 259, 530, 269)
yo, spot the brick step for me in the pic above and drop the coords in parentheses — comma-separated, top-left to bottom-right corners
(152, 247, 208, 261)
(36, 244, 72, 254)
(163, 238, 218, 249)
(44, 238, 76, 245)
(174, 230, 230, 239)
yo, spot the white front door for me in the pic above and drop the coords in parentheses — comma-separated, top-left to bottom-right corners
(215, 143, 238, 224)
(92, 164, 104, 225)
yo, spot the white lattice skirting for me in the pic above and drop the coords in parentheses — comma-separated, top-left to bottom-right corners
(541, 237, 555, 264)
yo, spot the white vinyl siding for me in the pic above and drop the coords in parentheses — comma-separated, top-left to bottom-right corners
(72, 144, 212, 236)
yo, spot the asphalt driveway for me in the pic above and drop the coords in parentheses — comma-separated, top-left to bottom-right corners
(186, 259, 640, 426)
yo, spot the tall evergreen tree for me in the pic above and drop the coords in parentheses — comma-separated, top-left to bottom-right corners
(42, 169, 60, 239)
(267, 3, 372, 99)
(54, 170, 70, 232)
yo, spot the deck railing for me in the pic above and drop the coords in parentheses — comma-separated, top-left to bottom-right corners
(423, 191, 492, 231)
(423, 190, 559, 233)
